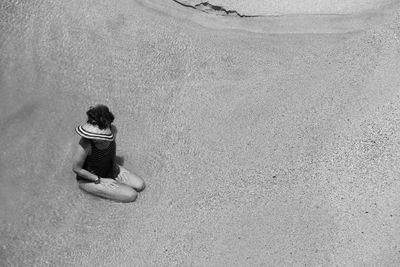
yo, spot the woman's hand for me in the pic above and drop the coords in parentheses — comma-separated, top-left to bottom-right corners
(100, 178, 119, 189)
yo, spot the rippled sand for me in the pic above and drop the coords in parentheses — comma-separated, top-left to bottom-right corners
(1, 0, 400, 265)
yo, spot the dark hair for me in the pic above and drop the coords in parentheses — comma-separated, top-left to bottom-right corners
(86, 105, 115, 129)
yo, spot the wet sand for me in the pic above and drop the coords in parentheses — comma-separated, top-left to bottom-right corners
(1, 0, 400, 265)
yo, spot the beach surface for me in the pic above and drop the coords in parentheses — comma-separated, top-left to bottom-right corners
(174, 0, 397, 15)
(1, 0, 400, 266)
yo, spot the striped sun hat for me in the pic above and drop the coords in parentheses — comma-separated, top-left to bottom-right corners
(75, 123, 114, 141)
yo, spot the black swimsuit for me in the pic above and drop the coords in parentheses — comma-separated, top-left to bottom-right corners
(77, 140, 116, 181)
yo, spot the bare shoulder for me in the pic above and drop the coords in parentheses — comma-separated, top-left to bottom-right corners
(78, 138, 91, 155)
(73, 138, 90, 168)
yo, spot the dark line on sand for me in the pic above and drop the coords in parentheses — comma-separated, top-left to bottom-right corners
(172, 0, 261, 17)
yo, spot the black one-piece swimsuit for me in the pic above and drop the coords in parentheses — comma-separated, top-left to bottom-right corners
(77, 140, 116, 181)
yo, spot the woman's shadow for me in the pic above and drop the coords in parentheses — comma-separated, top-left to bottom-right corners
(116, 155, 124, 166)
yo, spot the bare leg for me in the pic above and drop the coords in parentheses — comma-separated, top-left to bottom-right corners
(115, 165, 146, 192)
(78, 178, 138, 202)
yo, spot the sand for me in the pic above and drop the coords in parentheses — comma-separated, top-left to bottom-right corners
(175, 0, 397, 15)
(1, 0, 400, 266)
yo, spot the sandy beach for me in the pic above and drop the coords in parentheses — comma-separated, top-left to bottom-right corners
(1, 0, 400, 265)
(175, 0, 396, 15)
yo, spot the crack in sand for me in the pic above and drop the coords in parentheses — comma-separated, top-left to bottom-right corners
(172, 0, 260, 17)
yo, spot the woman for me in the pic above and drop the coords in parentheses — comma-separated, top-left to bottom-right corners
(72, 105, 145, 202)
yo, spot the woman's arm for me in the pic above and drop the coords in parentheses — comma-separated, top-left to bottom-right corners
(72, 139, 99, 182)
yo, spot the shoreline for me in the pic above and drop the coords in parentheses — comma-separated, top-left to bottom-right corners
(140, 0, 398, 33)
(172, 0, 397, 16)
